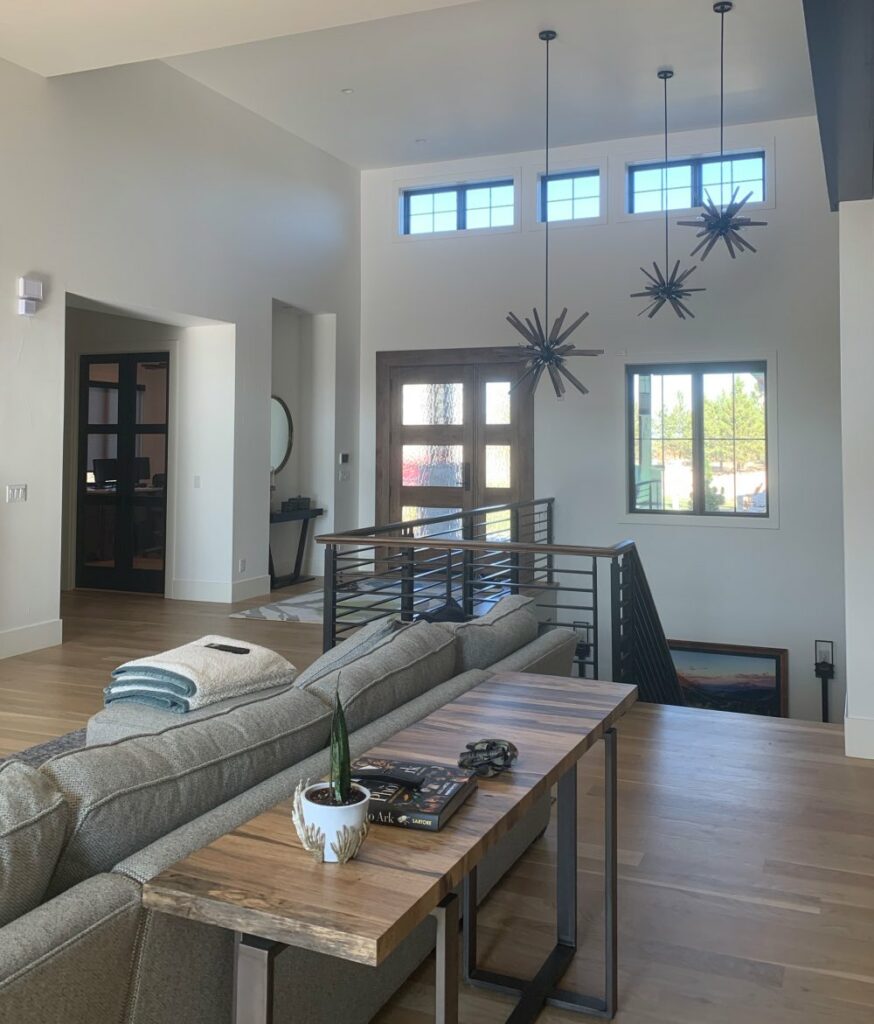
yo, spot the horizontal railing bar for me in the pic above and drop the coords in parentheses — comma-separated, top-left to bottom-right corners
(330, 498, 555, 538)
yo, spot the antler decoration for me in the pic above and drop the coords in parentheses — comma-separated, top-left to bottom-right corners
(507, 307, 603, 398)
(330, 823, 369, 864)
(292, 780, 326, 863)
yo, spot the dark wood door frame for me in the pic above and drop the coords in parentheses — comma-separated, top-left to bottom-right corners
(76, 352, 170, 594)
(375, 348, 534, 528)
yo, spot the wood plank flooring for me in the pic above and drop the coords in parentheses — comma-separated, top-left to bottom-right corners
(1, 590, 872, 1022)
(0, 586, 323, 757)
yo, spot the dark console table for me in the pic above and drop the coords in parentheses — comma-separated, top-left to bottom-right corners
(268, 507, 324, 590)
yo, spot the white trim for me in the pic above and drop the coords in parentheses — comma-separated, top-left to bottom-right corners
(0, 619, 63, 660)
(393, 168, 522, 242)
(168, 578, 234, 602)
(612, 136, 776, 224)
(616, 350, 780, 530)
(232, 575, 271, 603)
(845, 714, 874, 760)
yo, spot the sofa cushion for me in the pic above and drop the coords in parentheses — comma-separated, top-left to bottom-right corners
(41, 686, 332, 895)
(435, 594, 539, 673)
(0, 761, 69, 927)
(298, 621, 456, 732)
(293, 615, 405, 690)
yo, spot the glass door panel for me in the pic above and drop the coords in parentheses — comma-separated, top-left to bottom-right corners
(77, 353, 169, 594)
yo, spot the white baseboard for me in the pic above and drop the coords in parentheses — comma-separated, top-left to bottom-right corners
(845, 714, 874, 760)
(168, 577, 271, 604)
(231, 576, 271, 603)
(168, 578, 234, 603)
(0, 619, 63, 660)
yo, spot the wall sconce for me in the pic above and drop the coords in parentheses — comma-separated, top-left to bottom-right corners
(17, 276, 44, 316)
(814, 640, 835, 723)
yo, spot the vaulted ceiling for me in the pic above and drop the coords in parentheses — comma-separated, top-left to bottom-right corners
(0, 0, 815, 169)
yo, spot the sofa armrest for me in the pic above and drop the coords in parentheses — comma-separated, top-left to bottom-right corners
(0, 873, 142, 1024)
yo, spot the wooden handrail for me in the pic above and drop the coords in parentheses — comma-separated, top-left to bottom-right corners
(316, 532, 637, 560)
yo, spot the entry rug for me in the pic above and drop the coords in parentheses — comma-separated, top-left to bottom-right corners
(230, 583, 451, 625)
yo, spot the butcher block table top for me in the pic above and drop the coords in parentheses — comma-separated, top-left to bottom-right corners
(142, 671, 637, 967)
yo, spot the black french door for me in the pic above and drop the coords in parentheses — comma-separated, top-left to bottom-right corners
(76, 353, 169, 594)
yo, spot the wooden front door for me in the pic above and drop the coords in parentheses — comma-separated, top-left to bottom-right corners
(377, 349, 534, 533)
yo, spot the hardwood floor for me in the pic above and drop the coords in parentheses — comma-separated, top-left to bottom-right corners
(1, 590, 872, 1022)
(0, 586, 323, 757)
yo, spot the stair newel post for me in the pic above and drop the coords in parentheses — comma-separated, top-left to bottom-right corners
(400, 537, 416, 623)
(322, 544, 337, 652)
(462, 514, 474, 618)
(510, 506, 520, 594)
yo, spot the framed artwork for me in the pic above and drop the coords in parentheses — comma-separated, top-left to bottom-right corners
(667, 640, 788, 717)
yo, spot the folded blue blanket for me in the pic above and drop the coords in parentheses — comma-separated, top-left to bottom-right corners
(104, 635, 296, 713)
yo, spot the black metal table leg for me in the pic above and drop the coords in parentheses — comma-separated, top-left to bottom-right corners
(271, 517, 316, 589)
(432, 893, 460, 1024)
(463, 728, 619, 1021)
(233, 934, 284, 1024)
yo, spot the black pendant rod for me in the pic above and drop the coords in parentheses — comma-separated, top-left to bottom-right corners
(540, 30, 556, 331)
(658, 68, 674, 272)
(720, 5, 725, 160)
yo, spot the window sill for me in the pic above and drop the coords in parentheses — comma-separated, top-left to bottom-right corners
(618, 510, 779, 530)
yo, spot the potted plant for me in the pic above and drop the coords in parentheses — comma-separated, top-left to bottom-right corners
(292, 691, 370, 863)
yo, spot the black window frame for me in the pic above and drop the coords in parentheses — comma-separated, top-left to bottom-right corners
(401, 178, 515, 235)
(627, 151, 766, 214)
(538, 168, 601, 223)
(626, 360, 769, 519)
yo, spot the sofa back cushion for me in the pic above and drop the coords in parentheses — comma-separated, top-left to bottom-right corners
(0, 761, 69, 926)
(41, 686, 332, 895)
(293, 615, 404, 690)
(436, 595, 539, 673)
(298, 621, 456, 731)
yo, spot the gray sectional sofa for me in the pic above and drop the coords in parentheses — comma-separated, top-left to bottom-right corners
(0, 597, 576, 1024)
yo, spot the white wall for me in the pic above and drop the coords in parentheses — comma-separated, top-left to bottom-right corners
(270, 304, 338, 577)
(0, 54, 360, 656)
(360, 115, 845, 721)
(840, 198, 874, 758)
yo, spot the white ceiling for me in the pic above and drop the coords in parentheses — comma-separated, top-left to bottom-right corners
(0, 0, 477, 77)
(165, 0, 815, 168)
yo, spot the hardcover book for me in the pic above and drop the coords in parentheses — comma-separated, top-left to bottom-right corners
(350, 757, 477, 831)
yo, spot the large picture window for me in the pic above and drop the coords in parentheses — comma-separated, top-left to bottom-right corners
(627, 362, 768, 517)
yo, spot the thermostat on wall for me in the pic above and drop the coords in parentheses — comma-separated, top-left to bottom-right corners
(338, 453, 350, 464)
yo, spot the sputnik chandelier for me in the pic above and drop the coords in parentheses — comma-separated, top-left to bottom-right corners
(631, 69, 705, 319)
(677, 2, 767, 259)
(507, 29, 602, 399)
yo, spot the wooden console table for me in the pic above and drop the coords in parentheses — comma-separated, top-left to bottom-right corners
(143, 671, 637, 1023)
(268, 507, 324, 589)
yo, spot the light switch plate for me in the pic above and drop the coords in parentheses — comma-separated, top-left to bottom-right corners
(6, 484, 27, 503)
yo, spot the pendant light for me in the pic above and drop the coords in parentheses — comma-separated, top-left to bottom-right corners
(631, 68, 705, 319)
(507, 29, 602, 400)
(677, 2, 767, 258)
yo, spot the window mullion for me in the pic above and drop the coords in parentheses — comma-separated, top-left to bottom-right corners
(457, 186, 467, 231)
(691, 371, 706, 514)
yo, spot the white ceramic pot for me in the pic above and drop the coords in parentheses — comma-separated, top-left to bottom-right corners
(301, 782, 371, 863)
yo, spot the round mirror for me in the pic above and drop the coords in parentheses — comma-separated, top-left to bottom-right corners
(270, 396, 293, 473)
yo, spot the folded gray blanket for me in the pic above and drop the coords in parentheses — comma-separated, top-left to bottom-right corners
(104, 635, 297, 713)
